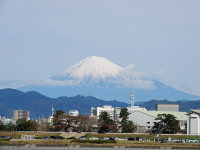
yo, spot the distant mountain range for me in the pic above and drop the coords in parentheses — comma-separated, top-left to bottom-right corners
(0, 88, 128, 119)
(0, 88, 199, 119)
(19, 56, 200, 102)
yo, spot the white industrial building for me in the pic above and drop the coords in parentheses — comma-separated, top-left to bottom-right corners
(91, 105, 116, 118)
(91, 105, 127, 119)
(91, 91, 146, 119)
(187, 109, 200, 135)
(129, 110, 187, 133)
(69, 110, 79, 116)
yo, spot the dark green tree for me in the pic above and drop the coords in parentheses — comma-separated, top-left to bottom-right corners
(5, 122, 16, 131)
(120, 108, 130, 123)
(98, 111, 114, 132)
(54, 110, 64, 118)
(53, 109, 68, 131)
(0, 120, 5, 131)
(152, 114, 180, 134)
(16, 118, 37, 131)
(119, 108, 136, 133)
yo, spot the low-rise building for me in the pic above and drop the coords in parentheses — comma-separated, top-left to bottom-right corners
(187, 109, 200, 135)
(129, 110, 187, 133)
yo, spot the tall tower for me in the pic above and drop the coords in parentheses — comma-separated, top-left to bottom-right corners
(130, 90, 134, 109)
(52, 105, 54, 117)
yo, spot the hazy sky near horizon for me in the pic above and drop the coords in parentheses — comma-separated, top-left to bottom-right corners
(0, 0, 200, 96)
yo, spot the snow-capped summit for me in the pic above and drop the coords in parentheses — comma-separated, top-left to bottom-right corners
(19, 56, 200, 101)
(53, 56, 124, 81)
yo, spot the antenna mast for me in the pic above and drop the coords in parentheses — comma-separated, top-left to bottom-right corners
(130, 90, 134, 109)
(52, 104, 54, 117)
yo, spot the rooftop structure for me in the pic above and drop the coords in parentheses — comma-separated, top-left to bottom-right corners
(140, 110, 187, 120)
(128, 91, 146, 112)
(156, 104, 179, 112)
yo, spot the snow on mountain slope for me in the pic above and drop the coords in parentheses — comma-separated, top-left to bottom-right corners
(50, 56, 155, 89)
(52, 56, 124, 81)
(19, 56, 200, 101)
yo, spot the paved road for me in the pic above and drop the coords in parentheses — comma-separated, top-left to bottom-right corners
(60, 132, 86, 139)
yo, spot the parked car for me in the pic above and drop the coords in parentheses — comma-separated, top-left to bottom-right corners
(50, 136, 64, 140)
(140, 138, 148, 142)
(171, 138, 181, 143)
(126, 137, 136, 141)
(89, 137, 98, 140)
(160, 138, 169, 143)
(79, 136, 86, 140)
(0, 136, 12, 139)
(99, 137, 109, 140)
(98, 130, 105, 133)
(188, 139, 199, 143)
(50, 136, 56, 140)
(135, 137, 140, 141)
(115, 137, 126, 141)
(109, 137, 115, 140)
(43, 136, 49, 140)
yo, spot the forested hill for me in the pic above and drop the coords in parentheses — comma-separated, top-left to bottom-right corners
(0, 88, 128, 118)
(0, 88, 199, 119)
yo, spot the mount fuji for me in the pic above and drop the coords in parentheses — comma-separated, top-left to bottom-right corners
(19, 56, 200, 102)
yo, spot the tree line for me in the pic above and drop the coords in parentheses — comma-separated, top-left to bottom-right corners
(0, 118, 37, 131)
(0, 108, 181, 134)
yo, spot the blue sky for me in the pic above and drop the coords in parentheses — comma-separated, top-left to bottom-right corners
(0, 0, 200, 96)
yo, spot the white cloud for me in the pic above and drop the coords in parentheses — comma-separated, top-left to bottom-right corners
(0, 78, 25, 89)
(43, 79, 80, 87)
(112, 64, 157, 90)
